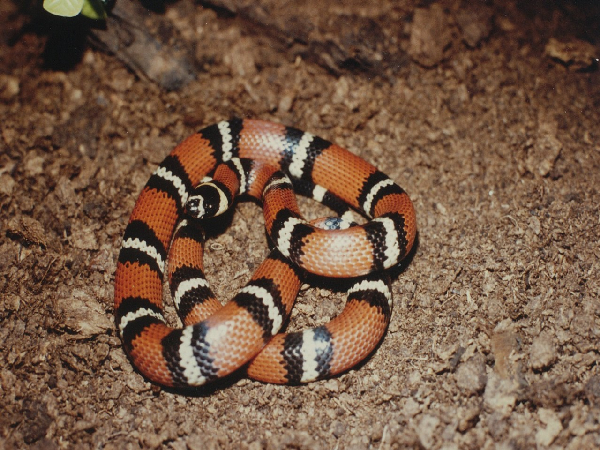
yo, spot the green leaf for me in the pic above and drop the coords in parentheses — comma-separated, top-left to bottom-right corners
(43, 0, 84, 17)
(81, 0, 107, 20)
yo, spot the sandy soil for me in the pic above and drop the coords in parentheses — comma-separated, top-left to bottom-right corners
(1, 1, 599, 449)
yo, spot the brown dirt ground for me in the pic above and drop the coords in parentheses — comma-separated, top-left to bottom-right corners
(1, 1, 599, 449)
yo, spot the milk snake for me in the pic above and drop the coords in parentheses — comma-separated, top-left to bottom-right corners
(114, 119, 416, 387)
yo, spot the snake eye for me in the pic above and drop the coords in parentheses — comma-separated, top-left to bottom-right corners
(202, 198, 218, 216)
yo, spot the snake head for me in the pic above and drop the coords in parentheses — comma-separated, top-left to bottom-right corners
(186, 182, 229, 219)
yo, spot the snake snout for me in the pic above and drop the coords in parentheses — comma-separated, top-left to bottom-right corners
(185, 196, 204, 218)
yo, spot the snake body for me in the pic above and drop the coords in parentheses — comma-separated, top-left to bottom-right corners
(114, 119, 416, 387)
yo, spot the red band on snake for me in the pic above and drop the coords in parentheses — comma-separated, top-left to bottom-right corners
(114, 119, 416, 387)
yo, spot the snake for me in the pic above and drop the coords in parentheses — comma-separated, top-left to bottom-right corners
(114, 119, 416, 387)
